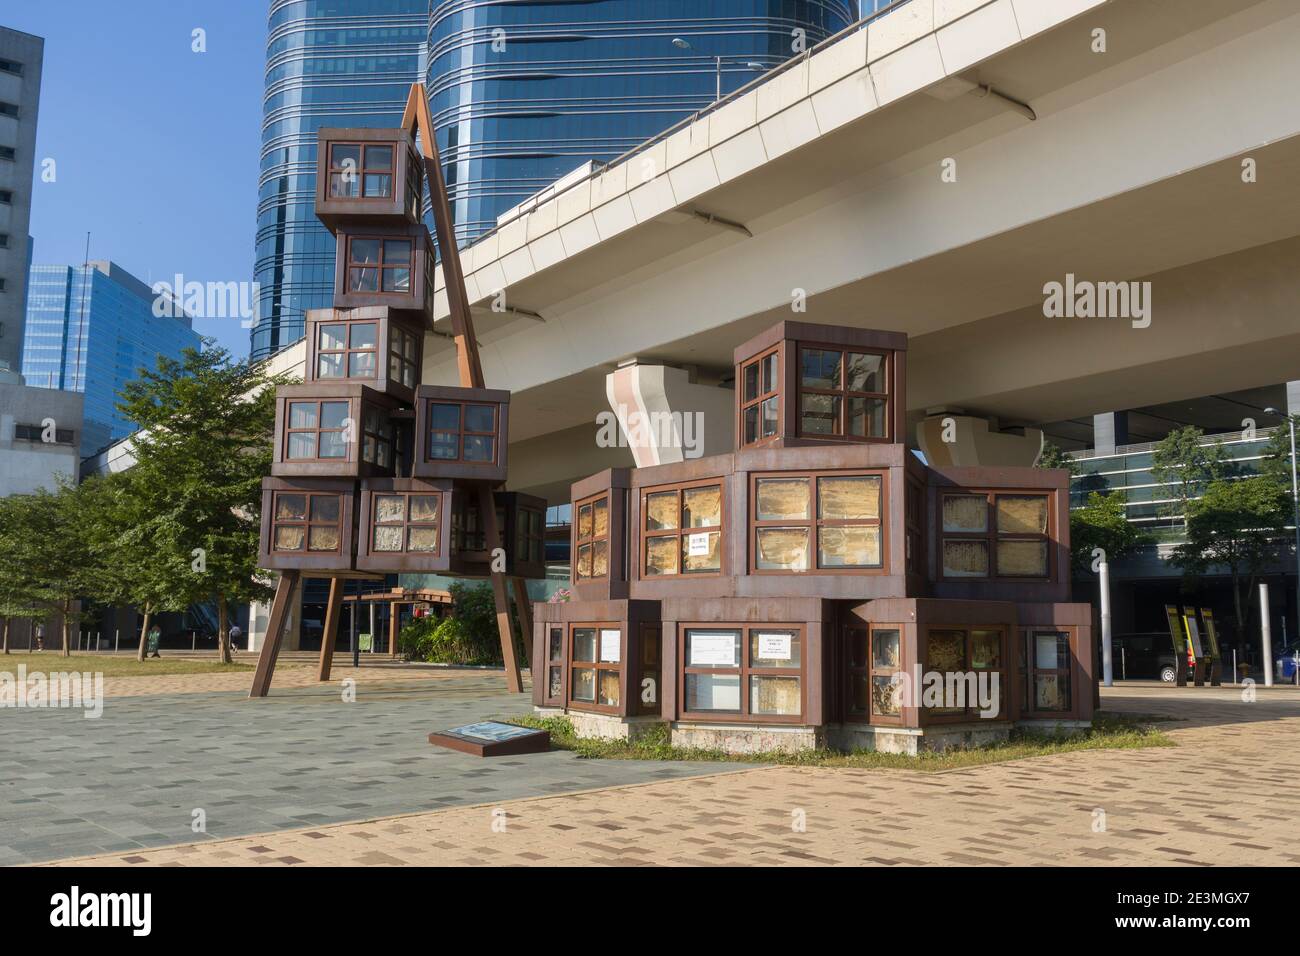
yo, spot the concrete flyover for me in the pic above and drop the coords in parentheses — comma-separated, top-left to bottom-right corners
(392, 0, 1300, 495)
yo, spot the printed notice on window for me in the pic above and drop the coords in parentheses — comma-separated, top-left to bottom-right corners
(757, 632, 792, 661)
(687, 532, 711, 556)
(689, 632, 737, 667)
(600, 629, 621, 663)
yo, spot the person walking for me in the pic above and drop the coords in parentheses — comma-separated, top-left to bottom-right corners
(228, 624, 243, 654)
(146, 624, 162, 658)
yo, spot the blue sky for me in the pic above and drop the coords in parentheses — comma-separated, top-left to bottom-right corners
(5, 1, 266, 358)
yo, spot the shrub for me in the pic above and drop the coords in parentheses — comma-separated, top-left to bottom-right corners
(398, 582, 511, 665)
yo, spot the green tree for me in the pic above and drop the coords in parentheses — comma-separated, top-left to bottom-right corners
(0, 495, 48, 653)
(1258, 415, 1299, 490)
(114, 343, 279, 662)
(1170, 477, 1287, 640)
(1070, 491, 1149, 576)
(1150, 426, 1230, 528)
(1036, 440, 1080, 476)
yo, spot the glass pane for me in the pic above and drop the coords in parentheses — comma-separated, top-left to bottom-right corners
(592, 498, 609, 537)
(577, 503, 593, 539)
(818, 525, 881, 568)
(403, 364, 416, 388)
(591, 540, 609, 577)
(846, 352, 885, 392)
(576, 543, 593, 579)
(464, 405, 494, 432)
(403, 332, 417, 359)
(548, 627, 562, 662)
(462, 435, 495, 462)
(571, 668, 595, 703)
(548, 666, 562, 699)
(317, 354, 344, 379)
(645, 491, 679, 531)
(430, 403, 460, 431)
(408, 526, 438, 553)
(308, 525, 340, 552)
(572, 628, 596, 663)
(847, 397, 887, 438)
(288, 402, 318, 429)
(319, 323, 347, 351)
(683, 485, 721, 527)
(997, 540, 1048, 577)
(310, 495, 340, 523)
(818, 476, 880, 520)
(750, 629, 800, 667)
(971, 630, 1001, 669)
(756, 477, 809, 520)
(348, 351, 376, 377)
(686, 630, 740, 667)
(1035, 632, 1069, 670)
(743, 362, 759, 402)
(685, 674, 740, 713)
(273, 525, 305, 551)
(761, 396, 779, 438)
(872, 675, 902, 716)
(743, 405, 759, 445)
(644, 536, 679, 576)
(410, 496, 439, 523)
(330, 144, 360, 169)
(800, 393, 839, 435)
(348, 268, 378, 292)
(382, 239, 412, 264)
(428, 431, 458, 460)
(598, 671, 620, 707)
(943, 539, 989, 577)
(997, 495, 1049, 534)
(872, 629, 900, 670)
(750, 676, 801, 716)
(756, 527, 810, 571)
(275, 494, 307, 521)
(599, 629, 621, 663)
(927, 630, 966, 672)
(329, 171, 358, 198)
(373, 525, 403, 552)
(382, 267, 410, 293)
(348, 322, 376, 350)
(320, 401, 350, 429)
(682, 530, 720, 573)
(362, 173, 392, 198)
(762, 353, 778, 394)
(287, 432, 317, 459)
(1034, 674, 1070, 712)
(318, 430, 347, 459)
(943, 494, 987, 532)
(363, 144, 393, 170)
(800, 348, 841, 389)
(848, 629, 869, 668)
(850, 673, 869, 714)
(349, 238, 380, 265)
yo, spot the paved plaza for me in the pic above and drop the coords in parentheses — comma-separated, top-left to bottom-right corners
(3, 665, 1298, 867)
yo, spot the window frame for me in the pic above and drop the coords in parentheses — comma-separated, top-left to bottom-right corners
(749, 470, 888, 575)
(283, 398, 353, 463)
(369, 490, 443, 557)
(939, 490, 1053, 582)
(388, 324, 419, 390)
(315, 319, 379, 381)
(573, 492, 610, 582)
(1021, 628, 1074, 717)
(326, 141, 396, 200)
(343, 234, 414, 296)
(270, 491, 345, 556)
(568, 622, 623, 715)
(543, 625, 566, 706)
(640, 477, 726, 579)
(846, 623, 905, 726)
(425, 399, 499, 467)
(739, 345, 781, 448)
(921, 626, 1008, 724)
(678, 623, 806, 724)
(796, 342, 892, 442)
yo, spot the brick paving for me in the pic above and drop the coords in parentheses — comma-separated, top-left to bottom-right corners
(35, 682, 1300, 867)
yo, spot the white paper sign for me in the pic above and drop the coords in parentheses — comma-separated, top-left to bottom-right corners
(599, 629, 621, 663)
(687, 532, 711, 557)
(689, 632, 737, 667)
(757, 632, 792, 661)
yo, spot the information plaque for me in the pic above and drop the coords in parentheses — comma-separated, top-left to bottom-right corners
(427, 721, 550, 757)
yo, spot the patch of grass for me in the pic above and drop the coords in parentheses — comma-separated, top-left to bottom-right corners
(504, 711, 1173, 772)
(0, 654, 254, 678)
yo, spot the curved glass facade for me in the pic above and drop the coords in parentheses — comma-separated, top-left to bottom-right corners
(251, 0, 427, 360)
(427, 0, 855, 248)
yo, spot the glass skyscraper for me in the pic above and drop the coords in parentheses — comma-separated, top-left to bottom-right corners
(428, 1, 857, 248)
(251, 0, 428, 360)
(21, 261, 202, 455)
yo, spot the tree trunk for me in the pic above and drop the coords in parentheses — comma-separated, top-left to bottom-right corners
(1231, 569, 1245, 643)
(137, 606, 152, 662)
(61, 599, 72, 657)
(217, 596, 232, 665)
(2, 617, 9, 655)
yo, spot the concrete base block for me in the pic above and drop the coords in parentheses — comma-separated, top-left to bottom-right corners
(536, 708, 664, 742)
(830, 722, 1012, 755)
(670, 722, 824, 754)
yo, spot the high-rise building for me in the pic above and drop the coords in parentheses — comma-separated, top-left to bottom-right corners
(250, 0, 428, 361)
(0, 27, 42, 376)
(427, 0, 856, 247)
(22, 260, 202, 455)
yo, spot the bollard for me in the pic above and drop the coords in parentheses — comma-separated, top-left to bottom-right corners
(1233, 649, 1238, 686)
(1260, 582, 1274, 687)
(115, 629, 120, 654)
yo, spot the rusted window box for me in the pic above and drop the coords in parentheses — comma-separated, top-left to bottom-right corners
(332, 223, 435, 319)
(259, 477, 359, 572)
(305, 306, 424, 404)
(532, 600, 663, 717)
(315, 127, 423, 232)
(446, 489, 548, 580)
(271, 383, 406, 480)
(412, 385, 510, 484)
(569, 468, 631, 601)
(357, 477, 453, 573)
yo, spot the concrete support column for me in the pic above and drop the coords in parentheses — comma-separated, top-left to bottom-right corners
(916, 412, 1043, 467)
(1092, 411, 1129, 455)
(604, 362, 733, 468)
(1286, 380, 1300, 416)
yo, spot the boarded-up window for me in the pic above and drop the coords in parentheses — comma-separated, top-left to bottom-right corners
(754, 473, 884, 571)
(642, 481, 724, 576)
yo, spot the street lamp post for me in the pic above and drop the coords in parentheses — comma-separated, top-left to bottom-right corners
(1264, 406, 1300, 652)
(671, 38, 765, 102)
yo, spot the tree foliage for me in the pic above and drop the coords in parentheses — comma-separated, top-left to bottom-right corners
(1150, 426, 1230, 527)
(1069, 491, 1149, 575)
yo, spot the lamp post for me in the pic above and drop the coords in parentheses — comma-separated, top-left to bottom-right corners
(1264, 406, 1300, 654)
(671, 37, 765, 101)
